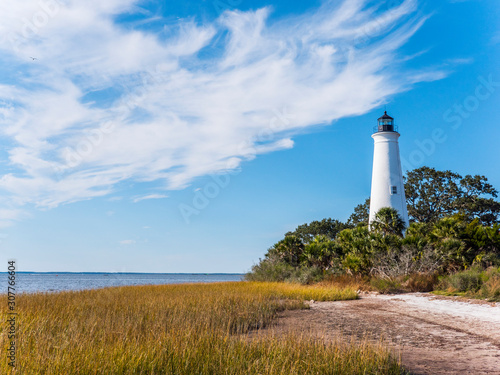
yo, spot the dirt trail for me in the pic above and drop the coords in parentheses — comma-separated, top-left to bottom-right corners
(271, 293, 500, 374)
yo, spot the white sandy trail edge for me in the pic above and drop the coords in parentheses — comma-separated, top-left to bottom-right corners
(376, 293, 500, 322)
(373, 293, 500, 342)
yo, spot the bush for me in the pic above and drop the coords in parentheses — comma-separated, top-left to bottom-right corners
(245, 260, 296, 282)
(444, 268, 483, 292)
(435, 266, 500, 301)
(245, 260, 325, 284)
(479, 267, 500, 301)
(320, 274, 370, 291)
(370, 245, 443, 280)
(286, 266, 324, 285)
(369, 278, 402, 294)
(247, 208, 499, 295)
(402, 273, 438, 292)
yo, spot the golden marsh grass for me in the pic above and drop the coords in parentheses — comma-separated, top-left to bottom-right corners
(1, 281, 406, 374)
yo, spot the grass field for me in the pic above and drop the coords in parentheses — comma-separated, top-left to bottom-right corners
(1, 281, 407, 374)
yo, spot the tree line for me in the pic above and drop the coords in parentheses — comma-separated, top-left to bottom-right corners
(246, 167, 500, 285)
(349, 166, 500, 226)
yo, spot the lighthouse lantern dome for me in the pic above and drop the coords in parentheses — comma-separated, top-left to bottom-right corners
(375, 111, 397, 132)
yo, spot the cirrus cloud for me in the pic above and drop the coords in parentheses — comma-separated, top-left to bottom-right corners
(0, 0, 443, 223)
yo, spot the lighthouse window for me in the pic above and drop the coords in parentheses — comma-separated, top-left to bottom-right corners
(391, 186, 398, 195)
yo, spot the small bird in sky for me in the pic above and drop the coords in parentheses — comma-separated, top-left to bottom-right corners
(29, 57, 38, 61)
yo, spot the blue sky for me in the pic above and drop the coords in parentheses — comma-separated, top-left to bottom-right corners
(0, 0, 499, 272)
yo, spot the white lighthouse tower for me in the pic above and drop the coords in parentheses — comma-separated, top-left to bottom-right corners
(368, 111, 409, 228)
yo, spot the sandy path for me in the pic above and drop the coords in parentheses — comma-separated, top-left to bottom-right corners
(271, 293, 500, 374)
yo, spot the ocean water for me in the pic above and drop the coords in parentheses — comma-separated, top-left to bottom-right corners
(2, 273, 244, 294)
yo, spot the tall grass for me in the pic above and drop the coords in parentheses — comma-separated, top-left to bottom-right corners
(1, 282, 406, 374)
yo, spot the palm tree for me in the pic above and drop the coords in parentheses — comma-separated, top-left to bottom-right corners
(371, 207, 406, 237)
(266, 235, 304, 266)
(428, 215, 468, 269)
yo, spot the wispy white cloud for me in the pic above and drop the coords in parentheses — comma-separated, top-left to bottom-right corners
(133, 194, 168, 203)
(0, 0, 443, 220)
(444, 57, 474, 65)
(0, 208, 29, 228)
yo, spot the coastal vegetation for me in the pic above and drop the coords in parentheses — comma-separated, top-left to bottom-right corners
(246, 167, 500, 300)
(2, 166, 497, 373)
(0, 282, 407, 374)
(434, 266, 500, 301)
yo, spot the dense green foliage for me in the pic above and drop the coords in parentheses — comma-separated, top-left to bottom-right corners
(285, 218, 351, 243)
(248, 213, 500, 283)
(347, 198, 370, 226)
(348, 167, 500, 227)
(247, 167, 500, 290)
(370, 207, 407, 236)
(404, 167, 500, 225)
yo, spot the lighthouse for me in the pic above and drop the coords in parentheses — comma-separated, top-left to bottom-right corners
(368, 111, 409, 228)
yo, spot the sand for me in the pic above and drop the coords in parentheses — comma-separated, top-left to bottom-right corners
(269, 293, 500, 374)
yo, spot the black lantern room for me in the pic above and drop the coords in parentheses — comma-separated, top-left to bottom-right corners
(374, 111, 398, 133)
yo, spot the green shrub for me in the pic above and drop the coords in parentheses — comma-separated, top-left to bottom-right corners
(245, 260, 296, 282)
(479, 267, 500, 301)
(286, 266, 324, 285)
(435, 266, 500, 301)
(248, 209, 500, 290)
(369, 278, 402, 294)
(245, 260, 325, 284)
(446, 268, 483, 292)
